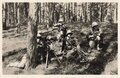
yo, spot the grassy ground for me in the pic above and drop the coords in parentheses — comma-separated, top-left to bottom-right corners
(2, 22, 118, 75)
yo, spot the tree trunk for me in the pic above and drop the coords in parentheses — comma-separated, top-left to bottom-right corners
(17, 3, 20, 24)
(11, 3, 14, 27)
(13, 3, 16, 26)
(3, 3, 7, 30)
(74, 3, 77, 21)
(39, 3, 41, 24)
(48, 3, 54, 27)
(84, 3, 87, 23)
(100, 3, 103, 22)
(16, 3, 20, 33)
(26, 3, 39, 70)
(43, 3, 45, 24)
(113, 3, 117, 23)
(116, 3, 118, 23)
(24, 3, 29, 18)
(6, 3, 10, 27)
(90, 3, 92, 24)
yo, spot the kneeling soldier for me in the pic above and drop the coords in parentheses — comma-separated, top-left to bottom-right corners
(88, 22, 103, 52)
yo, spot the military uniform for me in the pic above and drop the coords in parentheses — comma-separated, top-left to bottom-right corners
(88, 22, 103, 51)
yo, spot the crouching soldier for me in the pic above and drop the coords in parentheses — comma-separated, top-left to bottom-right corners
(64, 30, 79, 60)
(54, 15, 64, 31)
(66, 30, 77, 50)
(37, 32, 46, 63)
(88, 22, 103, 52)
(54, 15, 65, 41)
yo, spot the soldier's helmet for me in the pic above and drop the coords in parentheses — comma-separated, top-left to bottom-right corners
(67, 30, 72, 35)
(37, 31, 42, 37)
(92, 22, 98, 27)
(67, 30, 71, 33)
(54, 23, 63, 27)
(58, 15, 64, 23)
(47, 35, 52, 40)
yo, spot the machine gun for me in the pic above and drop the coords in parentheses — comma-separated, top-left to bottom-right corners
(37, 31, 61, 68)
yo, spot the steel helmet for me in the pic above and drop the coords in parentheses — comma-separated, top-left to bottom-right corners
(37, 31, 41, 37)
(59, 15, 64, 23)
(67, 30, 72, 34)
(92, 22, 98, 27)
(47, 35, 52, 40)
(54, 23, 62, 27)
(60, 31, 63, 35)
(59, 18, 64, 23)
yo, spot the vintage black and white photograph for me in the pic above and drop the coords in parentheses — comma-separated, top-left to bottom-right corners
(2, 2, 118, 75)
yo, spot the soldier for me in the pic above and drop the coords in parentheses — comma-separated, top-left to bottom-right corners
(66, 30, 76, 50)
(88, 22, 103, 52)
(54, 15, 65, 41)
(54, 15, 64, 31)
(64, 30, 80, 60)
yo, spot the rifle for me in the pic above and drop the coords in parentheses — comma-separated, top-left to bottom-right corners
(45, 48, 49, 68)
(45, 38, 61, 68)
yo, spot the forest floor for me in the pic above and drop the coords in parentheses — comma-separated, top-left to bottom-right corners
(2, 22, 118, 75)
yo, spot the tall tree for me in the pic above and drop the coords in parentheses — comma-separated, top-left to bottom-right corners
(39, 3, 41, 24)
(26, 3, 39, 69)
(24, 3, 29, 18)
(2, 3, 7, 30)
(48, 3, 54, 27)
(16, 3, 20, 33)
(13, 3, 17, 26)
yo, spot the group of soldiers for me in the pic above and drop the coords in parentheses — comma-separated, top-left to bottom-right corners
(7, 15, 105, 69)
(36, 15, 104, 66)
(7, 20, 104, 69)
